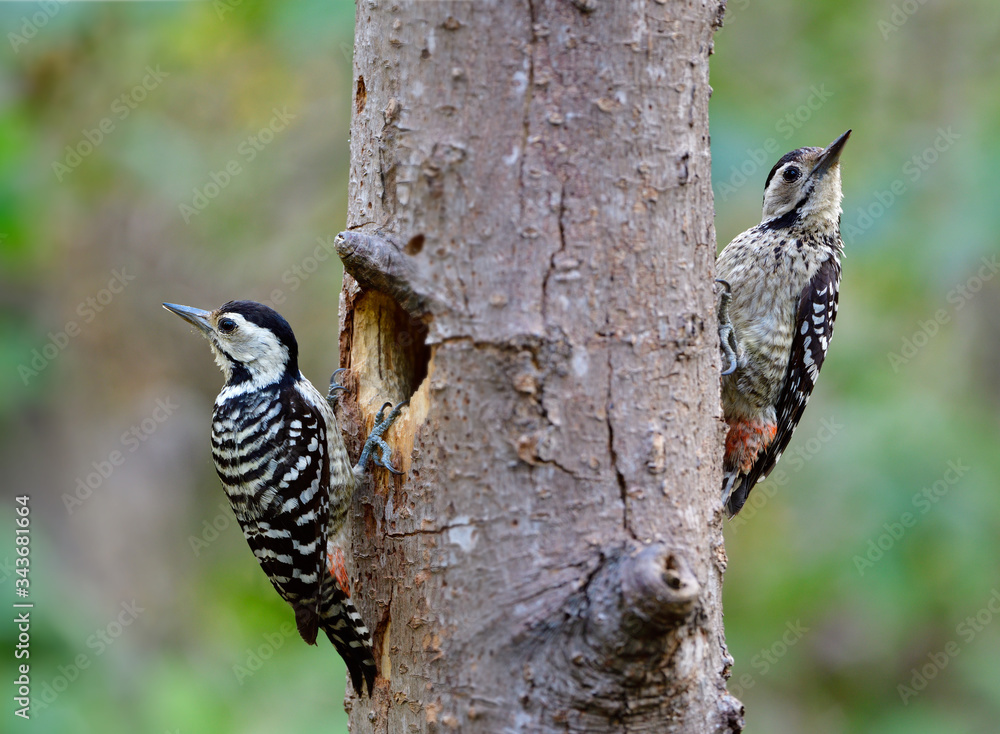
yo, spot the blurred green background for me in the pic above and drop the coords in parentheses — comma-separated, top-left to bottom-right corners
(0, 1, 997, 732)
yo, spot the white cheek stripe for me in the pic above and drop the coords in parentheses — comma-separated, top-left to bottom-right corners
(211, 316, 293, 403)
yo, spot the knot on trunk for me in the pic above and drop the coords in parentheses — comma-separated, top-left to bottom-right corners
(515, 543, 708, 724)
(582, 543, 700, 653)
(620, 544, 701, 637)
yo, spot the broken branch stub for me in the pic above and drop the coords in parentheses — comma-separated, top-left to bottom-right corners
(335, 230, 434, 318)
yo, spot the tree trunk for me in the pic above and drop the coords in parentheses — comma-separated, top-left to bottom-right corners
(337, 1, 742, 731)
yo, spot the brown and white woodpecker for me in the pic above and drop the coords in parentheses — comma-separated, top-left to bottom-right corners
(163, 300, 406, 695)
(716, 130, 850, 516)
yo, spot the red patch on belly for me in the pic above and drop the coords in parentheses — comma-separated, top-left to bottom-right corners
(327, 548, 351, 595)
(725, 419, 777, 473)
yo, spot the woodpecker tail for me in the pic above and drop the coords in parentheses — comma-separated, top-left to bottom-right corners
(723, 417, 779, 517)
(319, 577, 377, 695)
(722, 470, 750, 517)
(289, 579, 377, 695)
(317, 546, 377, 695)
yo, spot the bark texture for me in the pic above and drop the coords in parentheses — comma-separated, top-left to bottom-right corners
(338, 1, 741, 731)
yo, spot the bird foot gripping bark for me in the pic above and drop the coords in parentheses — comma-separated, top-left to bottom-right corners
(328, 369, 408, 475)
(716, 279, 739, 376)
(357, 401, 408, 475)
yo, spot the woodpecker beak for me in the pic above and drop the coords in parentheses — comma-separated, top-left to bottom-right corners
(811, 129, 851, 180)
(163, 302, 214, 337)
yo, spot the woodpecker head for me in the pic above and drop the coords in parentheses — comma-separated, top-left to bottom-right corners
(761, 129, 851, 227)
(163, 300, 299, 387)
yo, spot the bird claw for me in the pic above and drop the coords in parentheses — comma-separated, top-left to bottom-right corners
(716, 279, 739, 376)
(329, 371, 407, 474)
(367, 437, 402, 474)
(356, 400, 408, 475)
(373, 401, 392, 426)
(327, 368, 349, 407)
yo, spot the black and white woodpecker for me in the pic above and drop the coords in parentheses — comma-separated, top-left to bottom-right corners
(717, 130, 850, 517)
(164, 299, 406, 695)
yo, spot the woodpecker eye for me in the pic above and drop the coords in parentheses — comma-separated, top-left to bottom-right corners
(218, 317, 237, 334)
(782, 166, 801, 182)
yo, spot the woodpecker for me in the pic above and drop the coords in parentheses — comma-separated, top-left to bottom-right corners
(716, 130, 850, 517)
(164, 300, 406, 695)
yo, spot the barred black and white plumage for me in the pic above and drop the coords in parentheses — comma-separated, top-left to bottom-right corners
(717, 130, 850, 517)
(165, 299, 406, 695)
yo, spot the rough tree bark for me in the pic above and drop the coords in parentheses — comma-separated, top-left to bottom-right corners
(336, 1, 742, 731)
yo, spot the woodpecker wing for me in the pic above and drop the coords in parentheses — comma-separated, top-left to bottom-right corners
(215, 381, 378, 694)
(229, 386, 331, 644)
(726, 256, 841, 514)
(294, 379, 379, 695)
